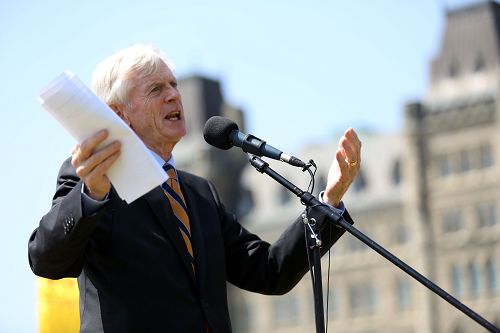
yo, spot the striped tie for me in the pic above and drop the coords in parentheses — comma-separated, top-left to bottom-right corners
(161, 164, 194, 267)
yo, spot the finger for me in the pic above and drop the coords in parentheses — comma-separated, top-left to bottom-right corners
(342, 128, 362, 162)
(339, 136, 357, 162)
(344, 128, 362, 152)
(339, 135, 360, 166)
(84, 150, 121, 186)
(76, 141, 121, 179)
(72, 129, 109, 166)
(336, 150, 348, 172)
(82, 150, 120, 200)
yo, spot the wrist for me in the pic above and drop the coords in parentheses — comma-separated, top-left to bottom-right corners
(319, 191, 340, 208)
(84, 185, 107, 201)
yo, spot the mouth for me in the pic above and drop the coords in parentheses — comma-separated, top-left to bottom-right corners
(165, 110, 182, 121)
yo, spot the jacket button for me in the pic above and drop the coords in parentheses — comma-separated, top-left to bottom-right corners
(64, 216, 75, 234)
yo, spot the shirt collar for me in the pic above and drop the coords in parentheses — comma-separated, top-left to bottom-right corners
(149, 149, 175, 168)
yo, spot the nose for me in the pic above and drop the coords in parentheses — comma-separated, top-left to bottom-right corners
(164, 85, 181, 103)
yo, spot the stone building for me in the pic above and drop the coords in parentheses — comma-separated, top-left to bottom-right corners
(176, 75, 248, 215)
(224, 1, 500, 333)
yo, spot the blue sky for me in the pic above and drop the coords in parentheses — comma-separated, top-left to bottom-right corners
(0, 0, 479, 331)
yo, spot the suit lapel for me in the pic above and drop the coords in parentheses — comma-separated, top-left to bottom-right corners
(144, 186, 196, 284)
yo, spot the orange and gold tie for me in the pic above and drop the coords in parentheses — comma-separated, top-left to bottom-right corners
(161, 164, 194, 267)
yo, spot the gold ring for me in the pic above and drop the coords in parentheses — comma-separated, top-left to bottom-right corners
(349, 160, 358, 167)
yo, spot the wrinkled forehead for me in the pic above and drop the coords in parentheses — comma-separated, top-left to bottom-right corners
(128, 61, 174, 92)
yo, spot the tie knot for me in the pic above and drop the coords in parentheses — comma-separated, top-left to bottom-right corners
(163, 163, 177, 185)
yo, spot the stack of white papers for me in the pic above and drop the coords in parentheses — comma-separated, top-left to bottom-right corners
(39, 71, 167, 203)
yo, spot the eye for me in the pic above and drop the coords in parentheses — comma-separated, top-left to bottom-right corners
(170, 80, 178, 88)
(149, 84, 163, 95)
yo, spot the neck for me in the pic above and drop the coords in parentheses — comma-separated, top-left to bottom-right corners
(147, 142, 175, 162)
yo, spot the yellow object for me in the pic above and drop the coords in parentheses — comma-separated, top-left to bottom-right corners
(37, 277, 79, 333)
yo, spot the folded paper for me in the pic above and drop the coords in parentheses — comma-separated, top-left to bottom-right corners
(39, 71, 167, 203)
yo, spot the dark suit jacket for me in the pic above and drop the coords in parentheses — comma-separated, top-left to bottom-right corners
(28, 158, 352, 332)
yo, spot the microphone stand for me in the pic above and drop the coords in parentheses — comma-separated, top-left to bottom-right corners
(247, 155, 500, 333)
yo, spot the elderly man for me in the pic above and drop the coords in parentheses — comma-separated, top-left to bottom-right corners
(28, 44, 361, 332)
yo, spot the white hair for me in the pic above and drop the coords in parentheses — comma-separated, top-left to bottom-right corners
(91, 44, 174, 108)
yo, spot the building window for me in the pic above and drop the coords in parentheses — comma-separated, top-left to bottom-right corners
(473, 52, 485, 72)
(271, 294, 300, 327)
(395, 278, 411, 311)
(451, 264, 465, 297)
(314, 174, 327, 196)
(327, 288, 340, 318)
(237, 188, 254, 217)
(279, 186, 292, 205)
(459, 150, 472, 172)
(487, 259, 498, 295)
(230, 299, 253, 333)
(394, 223, 410, 245)
(479, 144, 493, 169)
(353, 169, 367, 192)
(436, 154, 452, 177)
(442, 209, 464, 233)
(468, 262, 482, 298)
(349, 282, 377, 316)
(448, 58, 460, 78)
(347, 234, 367, 252)
(476, 203, 497, 227)
(392, 159, 402, 185)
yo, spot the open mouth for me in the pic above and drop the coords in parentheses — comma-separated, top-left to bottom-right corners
(165, 111, 181, 121)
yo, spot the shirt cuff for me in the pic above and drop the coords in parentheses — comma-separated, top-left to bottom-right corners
(318, 191, 345, 215)
(81, 184, 109, 215)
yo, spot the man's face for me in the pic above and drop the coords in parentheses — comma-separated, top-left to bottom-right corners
(121, 61, 186, 152)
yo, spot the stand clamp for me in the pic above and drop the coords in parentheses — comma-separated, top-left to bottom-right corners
(302, 213, 322, 247)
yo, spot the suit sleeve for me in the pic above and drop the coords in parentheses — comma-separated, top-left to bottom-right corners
(28, 158, 109, 279)
(207, 181, 353, 296)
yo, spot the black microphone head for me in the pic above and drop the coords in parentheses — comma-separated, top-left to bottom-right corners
(203, 116, 239, 150)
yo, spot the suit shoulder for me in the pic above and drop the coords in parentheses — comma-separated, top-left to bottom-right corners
(177, 170, 221, 202)
(177, 170, 210, 186)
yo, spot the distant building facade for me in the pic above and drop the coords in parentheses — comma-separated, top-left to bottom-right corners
(222, 2, 500, 333)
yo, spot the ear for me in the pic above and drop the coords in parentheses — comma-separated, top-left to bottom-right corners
(109, 104, 131, 126)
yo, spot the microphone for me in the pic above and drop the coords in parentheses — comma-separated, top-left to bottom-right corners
(203, 116, 306, 168)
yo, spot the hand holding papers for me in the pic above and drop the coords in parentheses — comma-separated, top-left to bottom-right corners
(38, 71, 167, 203)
